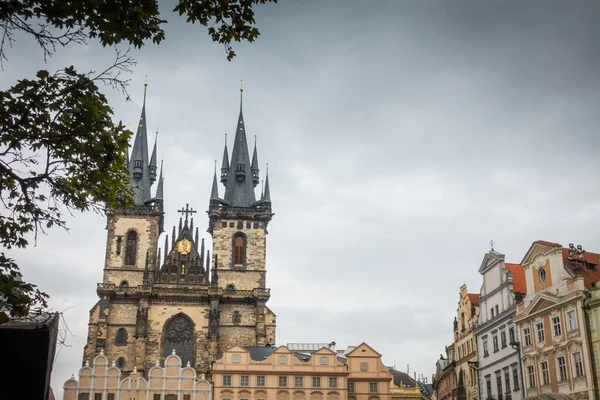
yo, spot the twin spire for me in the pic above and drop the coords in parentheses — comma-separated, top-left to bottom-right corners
(211, 88, 271, 207)
(128, 80, 163, 205)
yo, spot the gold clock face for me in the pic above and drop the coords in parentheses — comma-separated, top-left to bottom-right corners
(177, 239, 192, 255)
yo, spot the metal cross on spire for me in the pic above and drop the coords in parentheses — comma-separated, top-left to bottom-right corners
(490, 240, 495, 251)
(177, 203, 197, 223)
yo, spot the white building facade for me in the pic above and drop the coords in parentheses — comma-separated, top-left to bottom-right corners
(474, 250, 525, 400)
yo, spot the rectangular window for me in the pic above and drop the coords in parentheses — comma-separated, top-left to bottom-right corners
(153, 395, 161, 400)
(312, 377, 321, 388)
(523, 327, 532, 347)
(320, 356, 329, 365)
(232, 354, 241, 363)
(540, 361, 549, 385)
(527, 365, 536, 388)
(496, 375, 503, 400)
(184, 395, 191, 400)
(107, 395, 115, 400)
(360, 362, 368, 371)
(558, 356, 568, 381)
(279, 355, 287, 364)
(348, 382, 355, 393)
(483, 339, 489, 357)
(501, 331, 507, 348)
(504, 371, 511, 393)
(369, 382, 378, 393)
(568, 310, 577, 331)
(509, 327, 515, 343)
(223, 376, 232, 386)
(241, 376, 249, 387)
(493, 335, 499, 352)
(512, 368, 520, 390)
(279, 376, 288, 387)
(166, 396, 176, 400)
(329, 377, 338, 388)
(536, 323, 545, 343)
(574, 352, 584, 377)
(295, 376, 303, 387)
(94, 394, 102, 400)
(553, 316, 562, 337)
(256, 376, 266, 387)
(485, 377, 492, 399)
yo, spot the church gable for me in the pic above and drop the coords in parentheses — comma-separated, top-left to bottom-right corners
(521, 293, 558, 317)
(346, 342, 381, 358)
(478, 251, 503, 274)
(521, 240, 562, 267)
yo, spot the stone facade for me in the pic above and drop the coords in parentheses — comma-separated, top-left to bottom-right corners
(64, 350, 212, 400)
(513, 241, 596, 400)
(453, 285, 479, 400)
(474, 250, 525, 400)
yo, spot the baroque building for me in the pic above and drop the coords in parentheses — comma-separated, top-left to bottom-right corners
(82, 85, 276, 378)
(512, 241, 597, 400)
(474, 249, 525, 400)
(433, 344, 456, 400)
(453, 285, 479, 400)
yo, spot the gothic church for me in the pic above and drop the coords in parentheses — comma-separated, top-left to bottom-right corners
(83, 84, 276, 376)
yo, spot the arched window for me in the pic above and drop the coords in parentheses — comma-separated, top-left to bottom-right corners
(116, 357, 125, 369)
(233, 233, 246, 266)
(226, 284, 235, 291)
(116, 328, 127, 345)
(125, 230, 137, 265)
(120, 280, 129, 289)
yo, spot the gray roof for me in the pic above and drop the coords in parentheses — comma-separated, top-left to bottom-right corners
(391, 370, 417, 388)
(128, 85, 154, 204)
(155, 160, 164, 200)
(222, 90, 258, 207)
(210, 166, 219, 200)
(286, 343, 333, 351)
(262, 168, 271, 203)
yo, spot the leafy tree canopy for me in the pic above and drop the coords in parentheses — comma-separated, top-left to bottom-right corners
(0, 0, 277, 323)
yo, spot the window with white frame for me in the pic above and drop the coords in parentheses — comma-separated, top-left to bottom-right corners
(496, 374, 503, 400)
(493, 335, 499, 352)
(348, 382, 355, 393)
(557, 356, 567, 381)
(527, 365, 536, 388)
(279, 376, 288, 387)
(232, 354, 241, 363)
(223, 376, 232, 386)
(540, 361, 549, 385)
(483, 339, 489, 357)
(360, 362, 368, 371)
(369, 382, 378, 393)
(552, 316, 562, 337)
(256, 376, 266, 387)
(567, 310, 577, 331)
(504, 370, 511, 393)
(485, 377, 492, 399)
(240, 376, 249, 386)
(536, 322, 545, 343)
(320, 356, 329, 365)
(329, 377, 337, 388)
(295, 376, 303, 387)
(523, 327, 532, 347)
(279, 356, 287, 364)
(512, 367, 520, 390)
(312, 377, 321, 388)
(501, 331, 507, 348)
(574, 352, 584, 377)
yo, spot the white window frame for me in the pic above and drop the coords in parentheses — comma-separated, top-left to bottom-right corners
(223, 376, 232, 386)
(552, 316, 562, 337)
(557, 356, 567, 381)
(573, 352, 584, 378)
(523, 327, 532, 347)
(527, 365, 536, 388)
(540, 361, 549, 385)
(536, 322, 545, 344)
(567, 310, 577, 331)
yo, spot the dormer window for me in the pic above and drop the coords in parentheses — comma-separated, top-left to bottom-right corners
(134, 160, 142, 168)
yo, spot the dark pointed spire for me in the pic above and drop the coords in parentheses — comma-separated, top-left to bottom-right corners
(251, 134, 259, 187)
(155, 159, 164, 200)
(178, 218, 183, 235)
(220, 133, 229, 184)
(129, 80, 152, 204)
(156, 247, 162, 273)
(223, 87, 256, 207)
(171, 226, 176, 248)
(195, 228, 200, 249)
(211, 160, 219, 200)
(149, 130, 158, 185)
(262, 163, 271, 204)
(205, 249, 211, 282)
(164, 234, 169, 264)
(200, 237, 205, 260)
(189, 217, 194, 233)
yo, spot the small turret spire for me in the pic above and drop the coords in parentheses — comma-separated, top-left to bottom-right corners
(220, 133, 229, 184)
(149, 130, 158, 184)
(171, 226, 176, 248)
(251, 134, 259, 187)
(211, 160, 219, 200)
(178, 218, 183, 235)
(164, 234, 169, 264)
(128, 81, 152, 204)
(155, 159, 164, 200)
(262, 162, 271, 204)
(196, 229, 200, 250)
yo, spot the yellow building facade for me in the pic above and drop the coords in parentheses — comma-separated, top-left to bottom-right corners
(390, 370, 430, 400)
(211, 343, 391, 400)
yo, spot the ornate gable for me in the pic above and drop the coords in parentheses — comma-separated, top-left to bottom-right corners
(478, 251, 504, 274)
(519, 292, 558, 318)
(521, 240, 561, 267)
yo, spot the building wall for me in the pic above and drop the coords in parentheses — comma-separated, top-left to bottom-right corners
(64, 351, 212, 400)
(585, 286, 600, 400)
(454, 285, 479, 400)
(513, 242, 594, 400)
(475, 251, 524, 400)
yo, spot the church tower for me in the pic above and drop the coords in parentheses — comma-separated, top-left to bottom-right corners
(208, 87, 276, 354)
(83, 86, 276, 378)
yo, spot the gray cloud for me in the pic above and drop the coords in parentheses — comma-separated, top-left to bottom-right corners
(2, 0, 600, 397)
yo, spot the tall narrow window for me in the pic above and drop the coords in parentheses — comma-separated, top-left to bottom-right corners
(234, 235, 244, 265)
(540, 361, 549, 385)
(574, 352, 584, 377)
(116, 328, 127, 345)
(125, 231, 137, 265)
(527, 365, 536, 388)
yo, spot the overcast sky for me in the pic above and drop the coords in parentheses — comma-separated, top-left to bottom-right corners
(3, 0, 600, 397)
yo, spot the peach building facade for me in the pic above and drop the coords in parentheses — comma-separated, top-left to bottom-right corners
(513, 241, 596, 400)
(211, 343, 391, 400)
(453, 285, 479, 400)
(63, 350, 212, 400)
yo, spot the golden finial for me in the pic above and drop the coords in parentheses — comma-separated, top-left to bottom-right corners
(240, 79, 244, 92)
(144, 74, 148, 86)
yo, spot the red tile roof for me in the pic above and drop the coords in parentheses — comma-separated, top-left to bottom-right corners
(505, 263, 526, 294)
(561, 247, 600, 289)
(467, 293, 479, 306)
